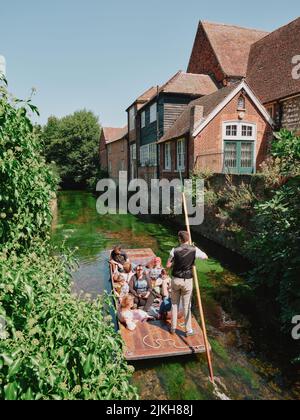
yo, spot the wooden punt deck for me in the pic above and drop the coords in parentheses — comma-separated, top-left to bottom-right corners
(111, 249, 209, 361)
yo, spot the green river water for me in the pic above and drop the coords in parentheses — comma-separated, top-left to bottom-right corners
(51, 190, 299, 400)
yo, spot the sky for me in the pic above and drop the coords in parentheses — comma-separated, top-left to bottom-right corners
(0, 0, 299, 127)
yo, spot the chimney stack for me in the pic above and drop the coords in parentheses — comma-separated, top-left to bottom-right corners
(190, 105, 204, 133)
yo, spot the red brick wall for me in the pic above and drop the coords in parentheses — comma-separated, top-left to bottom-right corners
(107, 137, 128, 184)
(159, 93, 273, 179)
(187, 22, 225, 84)
(99, 131, 108, 171)
(193, 92, 273, 172)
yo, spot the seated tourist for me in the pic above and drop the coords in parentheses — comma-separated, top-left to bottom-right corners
(114, 276, 130, 300)
(119, 262, 134, 283)
(148, 257, 163, 280)
(129, 265, 155, 312)
(118, 295, 152, 331)
(110, 246, 129, 271)
(158, 269, 172, 321)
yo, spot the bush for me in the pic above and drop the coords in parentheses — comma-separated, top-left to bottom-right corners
(0, 245, 138, 400)
(248, 178, 300, 332)
(0, 78, 57, 253)
(247, 130, 300, 364)
(0, 78, 137, 400)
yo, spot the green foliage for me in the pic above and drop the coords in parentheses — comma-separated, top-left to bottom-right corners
(248, 178, 300, 332)
(271, 130, 300, 174)
(0, 78, 57, 252)
(247, 130, 300, 364)
(0, 245, 138, 400)
(0, 79, 137, 400)
(43, 110, 102, 189)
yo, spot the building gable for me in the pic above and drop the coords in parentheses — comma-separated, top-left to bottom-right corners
(187, 21, 268, 82)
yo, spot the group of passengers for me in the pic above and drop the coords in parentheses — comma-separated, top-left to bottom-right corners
(110, 247, 172, 331)
(110, 231, 208, 336)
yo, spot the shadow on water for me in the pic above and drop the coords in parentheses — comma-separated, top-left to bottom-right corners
(51, 190, 299, 401)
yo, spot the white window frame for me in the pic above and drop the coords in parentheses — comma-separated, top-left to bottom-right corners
(223, 122, 256, 141)
(164, 142, 172, 170)
(149, 143, 157, 167)
(129, 107, 135, 131)
(141, 111, 146, 128)
(177, 138, 186, 171)
(140, 144, 157, 167)
(130, 144, 137, 161)
(140, 145, 150, 167)
(222, 121, 257, 174)
(150, 103, 157, 124)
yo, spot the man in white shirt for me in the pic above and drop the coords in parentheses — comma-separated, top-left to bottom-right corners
(167, 231, 208, 337)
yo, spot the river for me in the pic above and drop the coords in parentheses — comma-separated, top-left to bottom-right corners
(51, 190, 298, 400)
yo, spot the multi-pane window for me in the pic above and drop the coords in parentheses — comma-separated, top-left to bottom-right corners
(141, 111, 146, 129)
(129, 107, 135, 131)
(164, 142, 172, 170)
(226, 125, 238, 137)
(224, 143, 238, 170)
(140, 144, 157, 166)
(150, 103, 157, 124)
(149, 144, 157, 166)
(177, 139, 185, 171)
(223, 122, 256, 174)
(242, 125, 253, 137)
(140, 145, 149, 167)
(240, 142, 253, 169)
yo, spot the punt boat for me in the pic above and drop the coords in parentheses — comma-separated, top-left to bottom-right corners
(110, 248, 209, 361)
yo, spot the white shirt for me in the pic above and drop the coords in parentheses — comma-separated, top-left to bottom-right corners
(169, 246, 208, 260)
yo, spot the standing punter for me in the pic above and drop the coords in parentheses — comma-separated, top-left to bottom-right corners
(167, 231, 208, 337)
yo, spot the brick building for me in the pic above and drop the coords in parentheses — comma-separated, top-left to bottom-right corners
(187, 21, 268, 85)
(247, 17, 300, 134)
(99, 126, 128, 184)
(135, 71, 218, 184)
(158, 81, 274, 178)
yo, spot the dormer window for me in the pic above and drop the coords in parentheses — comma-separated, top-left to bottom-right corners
(237, 95, 246, 111)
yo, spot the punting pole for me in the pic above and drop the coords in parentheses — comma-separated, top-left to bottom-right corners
(180, 172, 215, 384)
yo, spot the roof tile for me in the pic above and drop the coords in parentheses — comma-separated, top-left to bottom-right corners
(247, 17, 300, 103)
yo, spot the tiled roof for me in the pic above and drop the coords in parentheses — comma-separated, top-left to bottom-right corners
(158, 85, 236, 143)
(126, 86, 157, 111)
(137, 86, 157, 102)
(103, 126, 128, 144)
(201, 21, 268, 77)
(247, 17, 300, 103)
(139, 71, 218, 112)
(161, 71, 218, 95)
